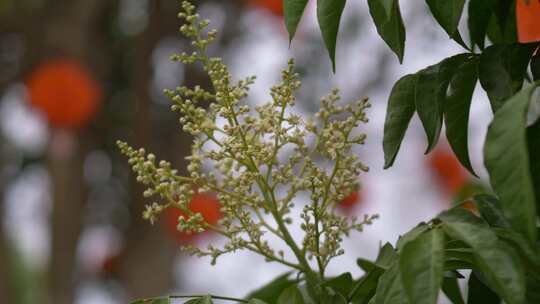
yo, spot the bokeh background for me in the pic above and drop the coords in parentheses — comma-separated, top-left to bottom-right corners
(0, 1, 494, 303)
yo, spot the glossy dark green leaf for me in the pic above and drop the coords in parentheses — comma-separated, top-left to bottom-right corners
(399, 228, 445, 304)
(467, 0, 495, 49)
(374, 262, 406, 304)
(439, 208, 526, 304)
(248, 299, 269, 304)
(323, 272, 354, 298)
(444, 55, 478, 175)
(444, 240, 475, 271)
(444, 260, 474, 271)
(442, 277, 464, 304)
(484, 84, 539, 243)
(416, 55, 467, 153)
(478, 44, 536, 112)
(277, 285, 305, 304)
(494, 227, 540, 266)
(472, 194, 510, 228)
(445, 248, 475, 267)
(317, 0, 346, 72)
(492, 0, 513, 30)
(131, 297, 170, 304)
(467, 271, 500, 304)
(527, 117, 540, 216)
(375, 243, 398, 269)
(443, 270, 464, 279)
(383, 74, 417, 168)
(247, 272, 294, 304)
(320, 288, 348, 304)
(367, 0, 406, 63)
(486, 1, 517, 44)
(284, 0, 309, 43)
(396, 222, 429, 252)
(526, 270, 540, 303)
(349, 267, 385, 304)
(426, 0, 467, 48)
(357, 258, 377, 273)
(532, 53, 540, 81)
(350, 244, 397, 303)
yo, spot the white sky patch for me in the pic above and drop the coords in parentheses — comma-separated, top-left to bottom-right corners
(3, 164, 51, 270)
(0, 84, 49, 157)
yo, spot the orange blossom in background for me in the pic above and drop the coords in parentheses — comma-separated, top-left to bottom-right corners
(163, 193, 222, 243)
(248, 0, 283, 16)
(427, 146, 471, 197)
(26, 58, 102, 129)
(338, 190, 362, 211)
(516, 0, 540, 43)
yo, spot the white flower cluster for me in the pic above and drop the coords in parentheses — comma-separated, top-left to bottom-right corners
(118, 1, 377, 278)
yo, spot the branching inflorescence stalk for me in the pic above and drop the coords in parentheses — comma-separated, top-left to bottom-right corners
(118, 0, 378, 287)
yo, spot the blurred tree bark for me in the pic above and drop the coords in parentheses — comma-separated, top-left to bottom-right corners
(117, 0, 179, 298)
(42, 1, 109, 304)
(0, 185, 13, 304)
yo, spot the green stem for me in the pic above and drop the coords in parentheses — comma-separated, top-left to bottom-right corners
(169, 294, 248, 303)
(193, 25, 322, 291)
(313, 192, 325, 279)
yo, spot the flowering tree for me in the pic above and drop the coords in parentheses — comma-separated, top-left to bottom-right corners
(121, 1, 540, 303)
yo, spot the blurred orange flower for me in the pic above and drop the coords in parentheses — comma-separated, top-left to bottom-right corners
(428, 147, 470, 196)
(461, 199, 477, 213)
(26, 58, 102, 129)
(338, 190, 362, 210)
(516, 0, 540, 43)
(163, 193, 222, 243)
(249, 0, 283, 16)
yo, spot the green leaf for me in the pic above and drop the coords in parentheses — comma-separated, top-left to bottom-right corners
(415, 55, 467, 153)
(284, 0, 309, 43)
(357, 258, 377, 273)
(374, 262, 407, 304)
(478, 44, 537, 112)
(484, 84, 539, 243)
(445, 247, 475, 268)
(323, 272, 354, 297)
(320, 289, 348, 304)
(317, 0, 346, 72)
(425, 0, 467, 48)
(185, 295, 213, 304)
(131, 297, 170, 304)
(442, 277, 464, 304)
(472, 194, 510, 228)
(467, 0, 495, 49)
(443, 270, 464, 279)
(486, 1, 517, 44)
(396, 222, 429, 252)
(399, 228, 445, 304)
(526, 270, 540, 303)
(532, 53, 540, 81)
(492, 0, 513, 31)
(375, 243, 398, 269)
(247, 272, 294, 304)
(443, 55, 478, 176)
(467, 271, 500, 304)
(494, 227, 540, 267)
(439, 208, 526, 304)
(527, 117, 540, 217)
(367, 0, 406, 63)
(248, 299, 270, 304)
(383, 74, 418, 168)
(277, 285, 305, 304)
(351, 245, 398, 303)
(349, 267, 385, 304)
